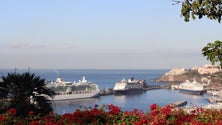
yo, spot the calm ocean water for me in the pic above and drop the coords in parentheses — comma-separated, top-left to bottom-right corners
(0, 69, 210, 114)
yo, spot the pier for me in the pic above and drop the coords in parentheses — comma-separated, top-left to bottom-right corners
(99, 88, 114, 96)
(170, 100, 187, 107)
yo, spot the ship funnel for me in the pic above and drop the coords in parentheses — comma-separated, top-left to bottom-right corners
(82, 76, 87, 83)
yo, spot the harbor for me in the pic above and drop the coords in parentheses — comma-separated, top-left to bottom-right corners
(52, 88, 211, 114)
(43, 78, 222, 114)
(1, 69, 221, 114)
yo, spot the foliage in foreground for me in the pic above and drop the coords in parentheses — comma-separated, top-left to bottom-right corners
(202, 41, 222, 68)
(174, 0, 222, 23)
(0, 72, 55, 116)
(175, 0, 222, 68)
(1, 104, 222, 125)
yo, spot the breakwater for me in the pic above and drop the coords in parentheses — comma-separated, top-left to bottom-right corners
(171, 100, 187, 107)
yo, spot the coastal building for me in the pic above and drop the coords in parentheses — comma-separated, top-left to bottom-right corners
(193, 64, 221, 74)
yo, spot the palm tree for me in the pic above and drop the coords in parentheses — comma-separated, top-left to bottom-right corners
(0, 72, 55, 116)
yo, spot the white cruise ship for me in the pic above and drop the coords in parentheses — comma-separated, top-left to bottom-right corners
(46, 76, 100, 101)
(178, 80, 206, 95)
(113, 77, 146, 94)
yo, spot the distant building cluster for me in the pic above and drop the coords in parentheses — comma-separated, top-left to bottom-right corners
(165, 64, 221, 76)
(193, 64, 221, 74)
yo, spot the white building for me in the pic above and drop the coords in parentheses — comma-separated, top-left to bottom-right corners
(193, 64, 221, 74)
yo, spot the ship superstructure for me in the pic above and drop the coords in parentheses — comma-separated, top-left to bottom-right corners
(113, 77, 146, 94)
(178, 80, 206, 95)
(46, 76, 100, 100)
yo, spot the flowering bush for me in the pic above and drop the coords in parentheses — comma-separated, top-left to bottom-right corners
(1, 104, 222, 125)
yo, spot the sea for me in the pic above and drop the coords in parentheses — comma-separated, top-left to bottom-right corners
(0, 69, 210, 114)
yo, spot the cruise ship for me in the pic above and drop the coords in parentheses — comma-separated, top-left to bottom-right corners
(178, 80, 206, 95)
(113, 77, 146, 94)
(46, 76, 100, 101)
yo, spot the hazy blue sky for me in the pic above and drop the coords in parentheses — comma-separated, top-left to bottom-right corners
(0, 0, 221, 69)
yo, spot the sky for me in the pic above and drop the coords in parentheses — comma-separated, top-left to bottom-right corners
(0, 0, 222, 69)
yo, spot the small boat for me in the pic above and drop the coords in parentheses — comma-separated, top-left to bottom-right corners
(46, 76, 100, 101)
(113, 77, 146, 94)
(178, 80, 206, 95)
(208, 90, 222, 103)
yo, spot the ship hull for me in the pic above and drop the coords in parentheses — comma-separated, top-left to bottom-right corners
(52, 91, 100, 101)
(114, 88, 144, 95)
(179, 89, 206, 95)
